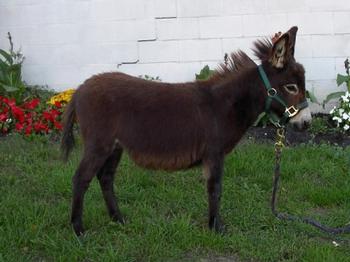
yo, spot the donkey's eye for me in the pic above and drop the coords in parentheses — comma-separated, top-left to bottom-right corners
(283, 84, 299, 95)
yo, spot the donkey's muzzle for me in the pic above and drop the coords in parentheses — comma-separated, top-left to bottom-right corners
(289, 107, 312, 131)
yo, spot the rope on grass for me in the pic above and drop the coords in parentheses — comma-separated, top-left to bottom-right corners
(271, 128, 350, 234)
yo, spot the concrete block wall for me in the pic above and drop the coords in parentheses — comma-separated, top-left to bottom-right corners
(0, 0, 349, 105)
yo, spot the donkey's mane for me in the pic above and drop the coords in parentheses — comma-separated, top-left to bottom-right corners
(207, 38, 273, 82)
(252, 38, 273, 61)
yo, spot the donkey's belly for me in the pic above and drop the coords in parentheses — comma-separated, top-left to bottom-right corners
(127, 149, 202, 171)
(115, 112, 206, 171)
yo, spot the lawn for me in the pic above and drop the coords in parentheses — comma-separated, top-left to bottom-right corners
(0, 134, 350, 261)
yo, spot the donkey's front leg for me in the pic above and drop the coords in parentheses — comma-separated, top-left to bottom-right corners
(203, 154, 224, 232)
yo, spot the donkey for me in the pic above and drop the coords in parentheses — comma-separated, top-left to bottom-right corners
(62, 26, 312, 236)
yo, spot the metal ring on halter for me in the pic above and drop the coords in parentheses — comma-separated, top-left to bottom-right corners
(285, 105, 299, 117)
(267, 88, 277, 97)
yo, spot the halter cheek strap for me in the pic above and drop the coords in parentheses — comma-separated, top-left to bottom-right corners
(258, 65, 308, 127)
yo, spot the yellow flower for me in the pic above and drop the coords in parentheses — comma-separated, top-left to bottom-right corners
(48, 88, 75, 105)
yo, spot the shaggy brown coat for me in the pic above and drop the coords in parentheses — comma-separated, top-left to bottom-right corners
(62, 26, 308, 236)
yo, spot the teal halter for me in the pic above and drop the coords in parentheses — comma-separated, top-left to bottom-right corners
(258, 65, 309, 127)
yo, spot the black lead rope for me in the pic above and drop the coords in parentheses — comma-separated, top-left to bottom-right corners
(271, 128, 350, 234)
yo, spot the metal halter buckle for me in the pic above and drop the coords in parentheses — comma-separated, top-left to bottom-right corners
(267, 88, 277, 97)
(285, 106, 299, 117)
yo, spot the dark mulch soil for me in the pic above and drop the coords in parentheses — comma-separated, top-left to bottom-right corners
(246, 126, 350, 147)
(247, 113, 350, 147)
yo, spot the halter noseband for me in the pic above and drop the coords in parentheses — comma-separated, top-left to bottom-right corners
(258, 65, 308, 127)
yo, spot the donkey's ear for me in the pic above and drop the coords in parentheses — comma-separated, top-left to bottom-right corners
(286, 26, 298, 57)
(269, 26, 298, 68)
(269, 33, 289, 68)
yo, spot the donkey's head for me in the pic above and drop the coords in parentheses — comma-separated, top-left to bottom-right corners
(254, 26, 312, 130)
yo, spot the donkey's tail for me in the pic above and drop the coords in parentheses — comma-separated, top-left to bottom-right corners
(61, 95, 76, 162)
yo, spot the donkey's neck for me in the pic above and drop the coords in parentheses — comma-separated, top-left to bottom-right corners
(208, 66, 267, 152)
(216, 66, 266, 127)
(236, 67, 266, 128)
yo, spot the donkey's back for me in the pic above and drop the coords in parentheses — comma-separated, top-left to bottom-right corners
(67, 72, 212, 170)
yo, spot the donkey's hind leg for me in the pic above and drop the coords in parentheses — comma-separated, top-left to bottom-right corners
(97, 144, 124, 224)
(204, 154, 224, 232)
(71, 146, 112, 236)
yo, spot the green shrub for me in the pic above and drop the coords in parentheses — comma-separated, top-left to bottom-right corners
(309, 116, 333, 135)
(195, 65, 215, 81)
(336, 58, 350, 90)
(321, 58, 350, 107)
(0, 32, 26, 102)
(327, 58, 350, 132)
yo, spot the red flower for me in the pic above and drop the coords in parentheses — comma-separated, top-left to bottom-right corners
(0, 113, 7, 122)
(25, 125, 32, 136)
(33, 122, 41, 132)
(42, 111, 54, 122)
(42, 124, 49, 133)
(53, 121, 62, 130)
(1, 106, 9, 113)
(23, 98, 40, 110)
(23, 113, 33, 126)
(15, 122, 24, 131)
(5, 98, 16, 108)
(33, 121, 49, 133)
(2, 97, 8, 104)
(12, 106, 25, 123)
(50, 109, 61, 119)
(54, 101, 62, 108)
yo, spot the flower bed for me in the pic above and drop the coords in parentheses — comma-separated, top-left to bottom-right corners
(0, 96, 63, 136)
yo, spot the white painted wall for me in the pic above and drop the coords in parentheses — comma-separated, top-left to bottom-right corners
(0, 0, 349, 104)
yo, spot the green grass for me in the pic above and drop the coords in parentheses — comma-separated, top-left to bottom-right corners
(0, 134, 350, 261)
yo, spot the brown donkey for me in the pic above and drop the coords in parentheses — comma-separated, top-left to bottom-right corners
(62, 26, 312, 236)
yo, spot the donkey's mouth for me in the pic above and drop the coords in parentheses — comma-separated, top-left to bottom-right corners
(290, 120, 311, 131)
(289, 107, 312, 131)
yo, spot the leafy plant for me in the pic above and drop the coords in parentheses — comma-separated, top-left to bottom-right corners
(327, 58, 350, 132)
(323, 58, 350, 106)
(253, 112, 273, 127)
(195, 65, 215, 81)
(0, 32, 26, 102)
(337, 58, 350, 90)
(309, 116, 333, 135)
(25, 85, 56, 103)
(305, 90, 319, 104)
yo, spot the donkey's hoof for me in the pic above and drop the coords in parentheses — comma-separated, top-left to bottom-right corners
(209, 217, 224, 233)
(111, 214, 125, 225)
(72, 222, 85, 236)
